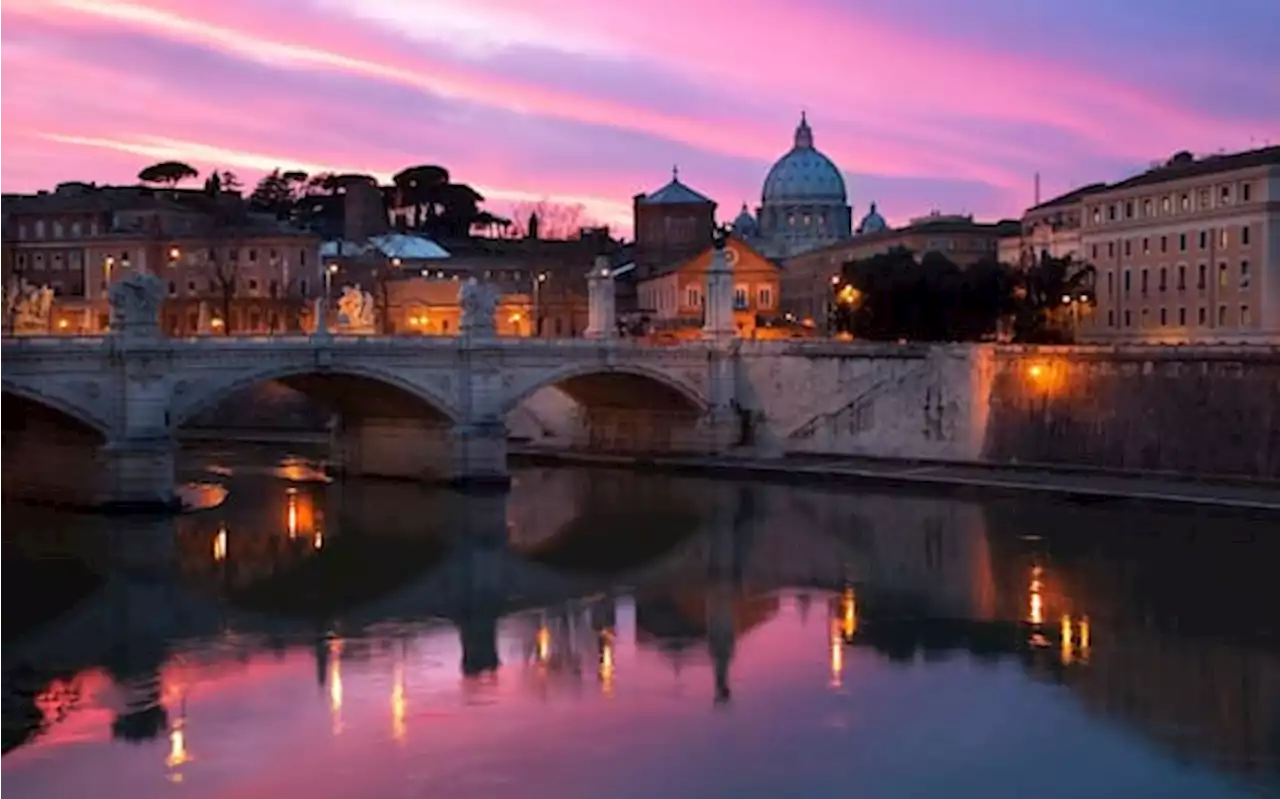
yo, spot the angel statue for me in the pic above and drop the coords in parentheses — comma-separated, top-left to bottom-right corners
(458, 277, 499, 337)
(336, 285, 376, 333)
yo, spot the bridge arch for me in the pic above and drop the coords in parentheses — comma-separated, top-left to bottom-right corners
(1, 381, 113, 438)
(502, 362, 709, 417)
(170, 364, 462, 430)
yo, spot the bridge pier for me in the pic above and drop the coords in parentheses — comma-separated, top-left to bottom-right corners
(97, 438, 179, 512)
(331, 418, 509, 490)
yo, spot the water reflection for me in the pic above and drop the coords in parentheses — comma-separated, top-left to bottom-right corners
(3, 454, 1279, 798)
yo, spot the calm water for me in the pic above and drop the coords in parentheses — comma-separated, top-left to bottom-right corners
(4, 446, 1279, 798)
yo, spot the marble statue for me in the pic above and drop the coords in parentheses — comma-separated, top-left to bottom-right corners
(459, 277, 499, 337)
(6, 278, 55, 334)
(336, 285, 376, 333)
(108, 272, 165, 333)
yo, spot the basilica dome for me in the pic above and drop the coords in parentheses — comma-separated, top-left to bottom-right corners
(761, 114, 848, 204)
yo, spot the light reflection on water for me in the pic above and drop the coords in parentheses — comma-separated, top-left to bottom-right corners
(3, 449, 1279, 799)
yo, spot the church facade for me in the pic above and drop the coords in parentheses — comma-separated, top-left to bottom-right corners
(733, 114, 854, 259)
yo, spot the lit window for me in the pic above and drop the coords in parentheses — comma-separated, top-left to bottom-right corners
(1241, 305, 1251, 326)
(1218, 262, 1228, 288)
(1179, 194, 1189, 211)
(1219, 228, 1228, 248)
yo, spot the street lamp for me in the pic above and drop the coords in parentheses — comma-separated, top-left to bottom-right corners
(534, 272, 548, 337)
(316, 263, 338, 335)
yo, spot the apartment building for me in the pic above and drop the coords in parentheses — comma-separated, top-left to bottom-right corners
(1079, 147, 1279, 343)
(2, 182, 320, 335)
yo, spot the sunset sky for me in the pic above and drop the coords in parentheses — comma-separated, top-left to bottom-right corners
(3, 0, 1278, 234)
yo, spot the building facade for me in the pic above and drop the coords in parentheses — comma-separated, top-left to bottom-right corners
(2, 183, 319, 336)
(781, 214, 1015, 326)
(998, 184, 1108, 270)
(1079, 147, 1279, 343)
(732, 114, 853, 260)
(635, 236, 781, 339)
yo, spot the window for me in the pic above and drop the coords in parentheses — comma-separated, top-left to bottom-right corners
(1240, 260, 1250, 289)
(1218, 262, 1228, 288)
(1142, 198, 1152, 217)
(1217, 305, 1226, 326)
(1241, 182, 1252, 202)
(299, 278, 309, 297)
(1219, 228, 1228, 248)
(1199, 189, 1210, 208)
(35, 220, 45, 238)
(1140, 268, 1148, 295)
(248, 249, 258, 263)
(1091, 244, 1098, 259)
(1123, 269, 1132, 295)
(269, 280, 279, 298)
(1178, 307, 1186, 326)
(1161, 196, 1171, 213)
(1180, 193, 1190, 211)
(1220, 184, 1231, 203)
(1124, 240, 1132, 257)
(1108, 242, 1115, 257)
(1124, 309, 1132, 328)
(1159, 267, 1167, 292)
(1197, 263, 1207, 289)
(15, 255, 24, 267)
(1177, 265, 1186, 290)
(1125, 201, 1134, 218)
(1198, 306, 1206, 325)
(1160, 235, 1167, 253)
(1142, 237, 1150, 254)
(1107, 310, 1115, 327)
(1241, 225, 1250, 246)
(187, 280, 196, 294)
(1198, 230, 1207, 249)
(733, 286, 749, 309)
(299, 250, 308, 266)
(120, 250, 131, 264)
(1108, 204, 1117, 221)
(1092, 207, 1101, 224)
(1141, 308, 1149, 326)
(71, 221, 82, 237)
(1106, 270, 1114, 296)
(757, 286, 773, 308)
(248, 279, 259, 292)
(168, 281, 177, 296)
(1241, 305, 1251, 326)
(1179, 233, 1187, 252)
(686, 286, 701, 308)
(1159, 307, 1167, 326)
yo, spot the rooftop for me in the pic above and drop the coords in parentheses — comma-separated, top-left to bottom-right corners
(1106, 146, 1280, 192)
(639, 167, 714, 206)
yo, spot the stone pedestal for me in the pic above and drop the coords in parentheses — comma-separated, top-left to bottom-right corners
(701, 240, 737, 342)
(97, 437, 179, 512)
(584, 256, 617, 339)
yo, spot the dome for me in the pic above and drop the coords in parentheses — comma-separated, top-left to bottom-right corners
(731, 203, 757, 236)
(761, 113, 848, 204)
(857, 202, 887, 234)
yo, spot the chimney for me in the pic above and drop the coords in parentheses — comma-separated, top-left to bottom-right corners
(343, 180, 389, 242)
(1033, 172, 1041, 206)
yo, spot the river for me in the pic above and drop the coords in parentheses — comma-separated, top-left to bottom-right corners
(3, 445, 1278, 798)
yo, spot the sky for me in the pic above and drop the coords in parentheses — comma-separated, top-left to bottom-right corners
(3, 0, 1279, 235)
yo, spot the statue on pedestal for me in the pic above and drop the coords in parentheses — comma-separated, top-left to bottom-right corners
(108, 273, 165, 336)
(336, 286, 376, 333)
(5, 278, 55, 334)
(459, 278, 499, 337)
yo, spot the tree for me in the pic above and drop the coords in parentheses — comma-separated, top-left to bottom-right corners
(138, 161, 198, 188)
(507, 200, 593, 240)
(218, 170, 242, 194)
(834, 248, 1014, 342)
(392, 165, 450, 230)
(1011, 252, 1096, 343)
(249, 169, 308, 218)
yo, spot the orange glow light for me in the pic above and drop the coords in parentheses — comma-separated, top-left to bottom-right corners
(536, 625, 551, 663)
(212, 526, 228, 562)
(287, 490, 298, 538)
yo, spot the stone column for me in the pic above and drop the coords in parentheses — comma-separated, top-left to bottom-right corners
(459, 278, 498, 340)
(102, 272, 179, 511)
(583, 256, 616, 339)
(702, 237, 737, 341)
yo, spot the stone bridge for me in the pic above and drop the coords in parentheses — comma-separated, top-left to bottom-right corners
(1, 250, 1029, 509)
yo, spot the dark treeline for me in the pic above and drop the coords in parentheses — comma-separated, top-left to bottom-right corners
(833, 248, 1095, 343)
